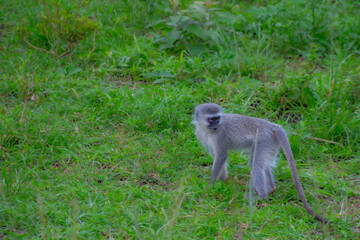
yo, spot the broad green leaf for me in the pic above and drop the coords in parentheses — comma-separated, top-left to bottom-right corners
(208, 31, 220, 45)
(164, 30, 181, 46)
(167, 15, 182, 26)
(178, 16, 193, 29)
(186, 23, 207, 40)
(153, 79, 166, 84)
(145, 19, 166, 29)
(190, 4, 206, 16)
(214, 12, 240, 24)
(185, 43, 204, 57)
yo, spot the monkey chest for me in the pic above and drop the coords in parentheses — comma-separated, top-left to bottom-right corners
(195, 130, 216, 152)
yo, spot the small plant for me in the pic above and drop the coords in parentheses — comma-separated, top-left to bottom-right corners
(21, 0, 100, 61)
(149, 1, 239, 56)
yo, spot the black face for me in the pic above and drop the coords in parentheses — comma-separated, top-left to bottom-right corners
(207, 116, 220, 131)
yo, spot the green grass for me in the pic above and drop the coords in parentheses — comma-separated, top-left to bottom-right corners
(1, 0, 360, 239)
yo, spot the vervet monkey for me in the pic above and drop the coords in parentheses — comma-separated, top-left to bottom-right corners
(193, 103, 328, 223)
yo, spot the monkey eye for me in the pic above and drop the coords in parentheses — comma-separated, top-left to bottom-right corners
(208, 116, 220, 122)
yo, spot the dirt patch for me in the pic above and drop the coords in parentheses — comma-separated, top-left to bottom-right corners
(0, 23, 7, 38)
(107, 74, 150, 89)
(52, 157, 73, 168)
(348, 196, 360, 215)
(98, 163, 119, 170)
(276, 108, 302, 124)
(136, 173, 171, 190)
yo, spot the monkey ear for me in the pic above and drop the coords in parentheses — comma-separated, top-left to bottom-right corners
(191, 112, 199, 125)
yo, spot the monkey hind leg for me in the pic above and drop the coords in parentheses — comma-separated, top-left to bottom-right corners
(251, 168, 269, 199)
(265, 167, 276, 195)
(250, 149, 278, 199)
(219, 165, 228, 181)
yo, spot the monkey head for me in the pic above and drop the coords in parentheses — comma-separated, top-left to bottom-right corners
(194, 103, 223, 132)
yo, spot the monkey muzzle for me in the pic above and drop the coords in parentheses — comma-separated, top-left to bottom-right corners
(209, 126, 218, 131)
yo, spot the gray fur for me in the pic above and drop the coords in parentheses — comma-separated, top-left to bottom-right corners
(193, 103, 328, 222)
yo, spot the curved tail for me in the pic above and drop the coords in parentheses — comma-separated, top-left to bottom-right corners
(276, 128, 328, 223)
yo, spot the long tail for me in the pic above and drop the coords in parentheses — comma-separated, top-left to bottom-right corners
(276, 128, 328, 223)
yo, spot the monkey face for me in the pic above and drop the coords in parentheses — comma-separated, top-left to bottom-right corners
(207, 116, 220, 131)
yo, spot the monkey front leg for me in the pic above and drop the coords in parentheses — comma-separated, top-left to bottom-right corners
(209, 151, 228, 183)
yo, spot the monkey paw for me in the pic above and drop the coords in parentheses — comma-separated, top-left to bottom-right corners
(269, 186, 276, 195)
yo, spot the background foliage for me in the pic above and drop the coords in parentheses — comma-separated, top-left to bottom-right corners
(1, 0, 359, 239)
